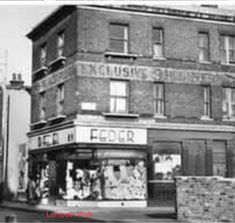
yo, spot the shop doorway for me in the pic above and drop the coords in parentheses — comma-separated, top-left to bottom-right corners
(148, 142, 182, 206)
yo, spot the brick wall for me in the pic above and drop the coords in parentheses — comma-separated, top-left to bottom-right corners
(32, 10, 77, 72)
(176, 176, 235, 222)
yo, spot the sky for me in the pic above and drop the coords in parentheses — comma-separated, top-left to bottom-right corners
(0, 5, 57, 85)
(0, 2, 235, 86)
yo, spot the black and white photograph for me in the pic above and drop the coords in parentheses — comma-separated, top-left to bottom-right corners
(0, 1, 235, 222)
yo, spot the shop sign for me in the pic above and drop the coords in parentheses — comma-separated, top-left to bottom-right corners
(29, 128, 75, 150)
(76, 61, 232, 85)
(76, 126, 147, 145)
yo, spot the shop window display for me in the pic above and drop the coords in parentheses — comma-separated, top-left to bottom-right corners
(61, 159, 146, 201)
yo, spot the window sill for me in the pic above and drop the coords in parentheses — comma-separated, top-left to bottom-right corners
(102, 112, 139, 118)
(201, 116, 213, 121)
(198, 61, 212, 64)
(153, 57, 166, 61)
(220, 63, 235, 67)
(30, 120, 47, 127)
(33, 66, 48, 76)
(154, 115, 167, 119)
(222, 117, 235, 122)
(48, 56, 66, 69)
(48, 114, 66, 122)
(104, 51, 139, 59)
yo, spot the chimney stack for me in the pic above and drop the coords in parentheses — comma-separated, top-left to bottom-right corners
(9, 73, 24, 89)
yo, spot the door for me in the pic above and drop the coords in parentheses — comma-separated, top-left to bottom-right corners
(148, 142, 182, 206)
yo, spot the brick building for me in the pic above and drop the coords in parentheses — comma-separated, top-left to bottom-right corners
(0, 74, 30, 200)
(27, 5, 235, 207)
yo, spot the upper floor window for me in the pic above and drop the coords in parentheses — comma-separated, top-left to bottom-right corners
(40, 43, 47, 67)
(154, 83, 165, 116)
(198, 32, 209, 62)
(219, 35, 235, 64)
(203, 86, 211, 118)
(109, 24, 128, 53)
(222, 87, 235, 119)
(57, 84, 64, 115)
(57, 31, 64, 57)
(39, 91, 46, 120)
(153, 27, 164, 59)
(110, 80, 128, 113)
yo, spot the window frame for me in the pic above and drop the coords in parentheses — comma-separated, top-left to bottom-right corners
(203, 86, 212, 118)
(152, 27, 164, 59)
(154, 83, 165, 117)
(109, 23, 129, 54)
(219, 34, 235, 65)
(198, 32, 210, 62)
(222, 87, 235, 119)
(109, 80, 129, 113)
(40, 43, 47, 67)
(57, 31, 65, 58)
(56, 83, 64, 115)
(39, 91, 46, 120)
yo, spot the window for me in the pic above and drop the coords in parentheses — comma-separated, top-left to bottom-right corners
(154, 83, 165, 116)
(40, 43, 47, 67)
(57, 31, 64, 57)
(109, 24, 128, 53)
(57, 84, 64, 115)
(219, 35, 235, 64)
(212, 141, 227, 177)
(39, 92, 46, 120)
(153, 27, 164, 58)
(110, 81, 128, 113)
(222, 87, 235, 119)
(203, 86, 211, 118)
(198, 32, 209, 62)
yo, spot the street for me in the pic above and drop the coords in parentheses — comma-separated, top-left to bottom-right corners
(0, 206, 178, 222)
(0, 208, 103, 222)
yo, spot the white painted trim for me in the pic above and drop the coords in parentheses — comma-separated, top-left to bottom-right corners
(74, 115, 235, 132)
(77, 5, 235, 26)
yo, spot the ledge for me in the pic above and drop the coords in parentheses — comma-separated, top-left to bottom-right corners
(30, 120, 47, 127)
(33, 66, 48, 76)
(153, 57, 166, 61)
(201, 116, 213, 121)
(104, 51, 139, 59)
(102, 112, 139, 118)
(48, 114, 66, 122)
(198, 61, 212, 64)
(222, 117, 235, 122)
(154, 115, 167, 119)
(48, 56, 66, 69)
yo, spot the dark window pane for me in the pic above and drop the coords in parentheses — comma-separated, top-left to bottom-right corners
(110, 39, 124, 53)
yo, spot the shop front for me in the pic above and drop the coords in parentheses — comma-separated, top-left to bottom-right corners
(28, 125, 147, 207)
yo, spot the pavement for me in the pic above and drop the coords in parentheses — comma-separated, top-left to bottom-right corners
(0, 201, 179, 222)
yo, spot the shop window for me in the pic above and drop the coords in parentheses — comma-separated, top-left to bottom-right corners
(39, 91, 46, 120)
(153, 27, 164, 59)
(203, 86, 211, 118)
(61, 159, 146, 201)
(219, 35, 235, 64)
(40, 43, 47, 67)
(212, 141, 227, 177)
(154, 83, 165, 116)
(153, 143, 181, 181)
(110, 80, 128, 113)
(109, 24, 128, 53)
(198, 32, 210, 62)
(222, 87, 235, 119)
(56, 84, 64, 115)
(57, 31, 64, 57)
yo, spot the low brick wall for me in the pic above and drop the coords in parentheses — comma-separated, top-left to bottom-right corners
(175, 176, 235, 223)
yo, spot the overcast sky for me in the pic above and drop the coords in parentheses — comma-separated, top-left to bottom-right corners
(0, 2, 234, 86)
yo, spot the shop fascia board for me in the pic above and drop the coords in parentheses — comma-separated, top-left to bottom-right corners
(74, 119, 235, 133)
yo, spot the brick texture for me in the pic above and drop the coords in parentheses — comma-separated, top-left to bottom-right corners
(176, 176, 235, 222)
